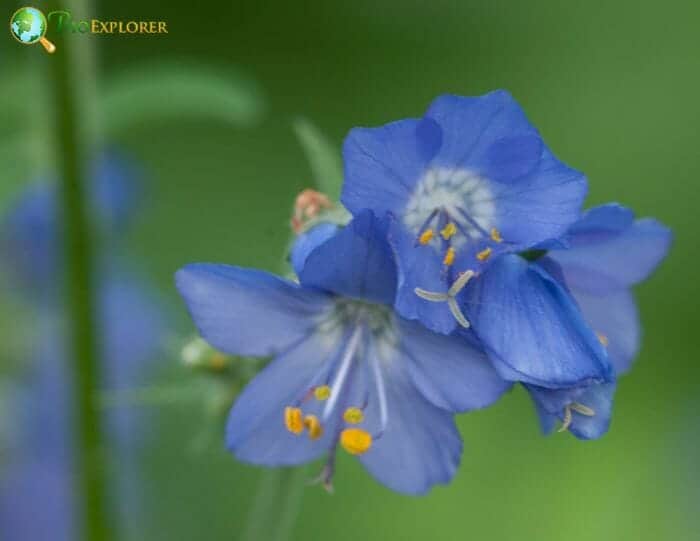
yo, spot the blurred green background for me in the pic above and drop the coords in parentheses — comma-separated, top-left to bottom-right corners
(3, 0, 698, 539)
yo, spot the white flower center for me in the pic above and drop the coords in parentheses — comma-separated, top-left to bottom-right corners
(403, 167, 496, 249)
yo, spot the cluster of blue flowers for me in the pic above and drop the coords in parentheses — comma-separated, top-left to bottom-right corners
(0, 155, 166, 539)
(177, 91, 671, 495)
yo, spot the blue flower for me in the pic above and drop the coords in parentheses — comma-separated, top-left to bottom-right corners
(176, 211, 510, 495)
(541, 203, 672, 375)
(341, 91, 587, 334)
(526, 381, 617, 440)
(521, 204, 671, 438)
(462, 254, 614, 389)
(0, 276, 166, 540)
(0, 158, 165, 539)
(0, 152, 139, 297)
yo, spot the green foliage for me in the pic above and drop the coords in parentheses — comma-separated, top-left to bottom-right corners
(101, 61, 266, 135)
(293, 117, 343, 199)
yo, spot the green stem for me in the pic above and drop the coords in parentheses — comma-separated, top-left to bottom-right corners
(46, 1, 111, 539)
(241, 468, 308, 541)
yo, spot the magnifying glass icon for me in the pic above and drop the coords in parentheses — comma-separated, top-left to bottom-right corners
(10, 7, 56, 54)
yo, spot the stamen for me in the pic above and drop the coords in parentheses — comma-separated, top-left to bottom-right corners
(343, 407, 364, 424)
(448, 297, 471, 328)
(370, 351, 389, 436)
(419, 228, 434, 245)
(448, 270, 475, 297)
(340, 428, 372, 455)
(558, 402, 596, 432)
(490, 228, 503, 243)
(443, 247, 456, 266)
(476, 247, 492, 261)
(314, 385, 331, 401)
(209, 352, 228, 371)
(322, 326, 363, 421)
(558, 406, 573, 432)
(414, 270, 475, 329)
(309, 459, 336, 493)
(456, 207, 491, 238)
(596, 332, 609, 347)
(304, 415, 323, 440)
(440, 222, 457, 240)
(570, 402, 596, 417)
(414, 289, 449, 302)
(284, 406, 304, 435)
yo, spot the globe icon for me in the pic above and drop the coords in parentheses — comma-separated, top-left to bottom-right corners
(10, 7, 55, 53)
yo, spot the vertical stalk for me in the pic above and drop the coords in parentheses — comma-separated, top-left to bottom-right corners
(241, 467, 308, 541)
(45, 0, 110, 539)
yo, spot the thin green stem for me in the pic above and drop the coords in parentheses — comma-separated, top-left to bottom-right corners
(46, 0, 111, 539)
(241, 467, 308, 541)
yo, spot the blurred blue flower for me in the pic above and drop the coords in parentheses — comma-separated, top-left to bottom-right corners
(341, 91, 587, 334)
(177, 211, 510, 495)
(0, 152, 139, 297)
(522, 203, 671, 438)
(0, 155, 165, 539)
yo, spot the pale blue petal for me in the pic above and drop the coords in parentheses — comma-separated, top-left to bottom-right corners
(398, 319, 511, 412)
(570, 289, 640, 376)
(176, 264, 332, 357)
(358, 341, 462, 495)
(549, 203, 672, 294)
(226, 330, 342, 466)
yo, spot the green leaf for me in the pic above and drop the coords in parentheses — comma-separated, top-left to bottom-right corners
(292, 117, 343, 199)
(100, 61, 266, 135)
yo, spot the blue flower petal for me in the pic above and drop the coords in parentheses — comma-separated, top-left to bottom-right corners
(548, 203, 673, 294)
(290, 223, 339, 276)
(483, 148, 587, 249)
(341, 118, 442, 216)
(569, 289, 640, 376)
(465, 254, 613, 388)
(0, 459, 75, 541)
(226, 330, 342, 466)
(299, 210, 397, 305)
(0, 153, 140, 295)
(176, 263, 332, 357)
(358, 341, 462, 495)
(425, 92, 541, 181)
(91, 152, 140, 231)
(398, 318, 511, 412)
(527, 382, 616, 440)
(388, 218, 457, 334)
(0, 183, 57, 293)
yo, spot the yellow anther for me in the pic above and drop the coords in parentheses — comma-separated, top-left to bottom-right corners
(209, 352, 227, 371)
(303, 415, 323, 440)
(419, 228, 434, 245)
(476, 247, 492, 261)
(343, 407, 364, 424)
(284, 406, 304, 435)
(340, 428, 373, 455)
(443, 247, 456, 266)
(313, 385, 331, 401)
(596, 332, 609, 347)
(490, 228, 503, 243)
(440, 222, 457, 240)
